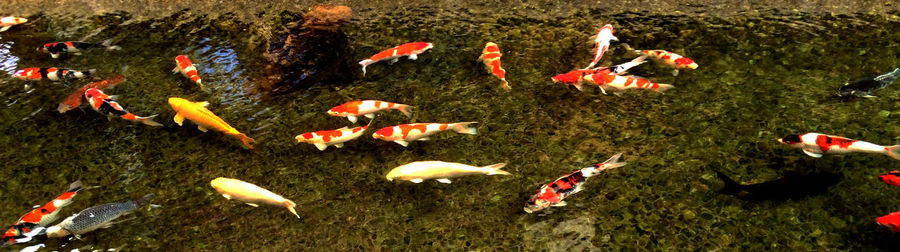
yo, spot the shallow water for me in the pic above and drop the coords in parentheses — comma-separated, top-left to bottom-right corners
(2, 7, 900, 250)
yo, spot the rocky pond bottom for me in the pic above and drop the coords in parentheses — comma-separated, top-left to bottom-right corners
(1, 7, 900, 250)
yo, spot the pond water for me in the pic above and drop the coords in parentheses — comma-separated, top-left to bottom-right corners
(2, 6, 900, 251)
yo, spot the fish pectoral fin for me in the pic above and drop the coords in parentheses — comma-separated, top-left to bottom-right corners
(107, 115, 115, 121)
(347, 115, 358, 123)
(108, 95, 119, 100)
(51, 54, 60, 59)
(417, 137, 430, 141)
(0, 26, 10, 32)
(246, 203, 260, 207)
(394, 140, 409, 147)
(802, 148, 824, 158)
(222, 194, 231, 200)
(408, 54, 418, 60)
(334, 143, 344, 148)
(314, 143, 328, 151)
(436, 178, 452, 184)
(390, 58, 400, 64)
(598, 86, 608, 95)
(863, 94, 877, 98)
(172, 67, 180, 73)
(173, 113, 185, 126)
(671, 69, 680, 76)
(551, 201, 568, 207)
(410, 179, 424, 183)
(196, 101, 210, 107)
(197, 125, 209, 132)
(364, 113, 375, 119)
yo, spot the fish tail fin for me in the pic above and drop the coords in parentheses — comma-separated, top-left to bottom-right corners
(595, 153, 627, 172)
(500, 79, 510, 90)
(284, 199, 300, 219)
(886, 145, 900, 160)
(622, 43, 637, 54)
(135, 114, 163, 127)
(482, 163, 510, 175)
(236, 133, 256, 150)
(85, 69, 97, 77)
(67, 180, 84, 193)
(101, 39, 121, 50)
(654, 84, 675, 92)
(359, 59, 373, 76)
(134, 193, 155, 207)
(397, 104, 413, 117)
(452, 122, 478, 135)
(57, 103, 72, 114)
(715, 170, 742, 195)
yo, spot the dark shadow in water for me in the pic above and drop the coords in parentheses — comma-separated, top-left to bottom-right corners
(714, 168, 841, 201)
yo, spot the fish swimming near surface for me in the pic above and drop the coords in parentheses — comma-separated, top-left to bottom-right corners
(551, 56, 647, 91)
(715, 170, 839, 201)
(627, 44, 698, 76)
(58, 75, 125, 113)
(837, 68, 900, 98)
(13, 67, 94, 82)
(173, 55, 203, 87)
(46, 194, 154, 239)
(295, 121, 371, 151)
(85, 88, 162, 126)
(0, 17, 27, 32)
(168, 97, 255, 149)
(359, 42, 433, 76)
(37, 40, 121, 59)
(210, 177, 299, 218)
(478, 42, 510, 90)
(877, 211, 900, 233)
(583, 69, 674, 94)
(372, 122, 477, 147)
(386, 161, 510, 184)
(1, 181, 83, 246)
(583, 24, 618, 70)
(879, 171, 900, 187)
(327, 100, 412, 123)
(524, 153, 627, 213)
(777, 133, 900, 159)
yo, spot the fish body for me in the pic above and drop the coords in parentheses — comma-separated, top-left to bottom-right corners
(372, 122, 477, 147)
(327, 100, 412, 123)
(583, 70, 674, 94)
(168, 97, 255, 149)
(777, 133, 900, 159)
(210, 177, 299, 218)
(837, 68, 900, 98)
(58, 75, 125, 113)
(583, 24, 617, 70)
(879, 171, 900, 187)
(85, 88, 162, 126)
(46, 194, 153, 238)
(38, 40, 120, 59)
(1, 181, 83, 245)
(359, 42, 433, 76)
(551, 56, 646, 91)
(386, 161, 509, 184)
(295, 124, 369, 151)
(14, 67, 94, 82)
(478, 42, 510, 90)
(878, 211, 900, 232)
(0, 17, 27, 32)
(632, 47, 698, 75)
(173, 55, 202, 87)
(524, 153, 626, 213)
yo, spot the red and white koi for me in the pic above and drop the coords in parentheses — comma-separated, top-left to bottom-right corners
(359, 42, 433, 76)
(2, 181, 83, 245)
(295, 123, 371, 151)
(58, 75, 125, 113)
(85, 88, 162, 126)
(777, 133, 900, 159)
(583, 70, 674, 94)
(628, 44, 698, 76)
(551, 56, 647, 91)
(0, 17, 27, 32)
(327, 100, 412, 123)
(38, 40, 120, 59)
(524, 153, 627, 213)
(13, 67, 94, 82)
(478, 42, 510, 90)
(173, 55, 202, 87)
(583, 24, 617, 70)
(372, 122, 477, 147)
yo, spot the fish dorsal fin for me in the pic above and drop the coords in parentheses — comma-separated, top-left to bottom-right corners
(246, 203, 259, 207)
(196, 101, 209, 107)
(338, 126, 350, 130)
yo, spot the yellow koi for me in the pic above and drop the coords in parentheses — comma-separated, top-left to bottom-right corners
(210, 177, 299, 218)
(168, 97, 255, 149)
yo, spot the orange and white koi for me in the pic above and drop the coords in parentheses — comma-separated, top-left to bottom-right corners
(38, 40, 120, 59)
(524, 153, 626, 213)
(551, 56, 647, 90)
(478, 42, 510, 90)
(583, 70, 674, 94)
(372, 122, 477, 147)
(327, 100, 412, 123)
(583, 24, 617, 70)
(2, 181, 83, 245)
(14, 67, 94, 82)
(295, 122, 371, 151)
(168, 97, 256, 149)
(173, 55, 202, 87)
(359, 42, 433, 76)
(777, 133, 900, 159)
(58, 75, 125, 113)
(85, 88, 162, 126)
(628, 44, 698, 75)
(0, 17, 27, 32)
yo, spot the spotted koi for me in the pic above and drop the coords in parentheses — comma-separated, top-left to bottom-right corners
(38, 40, 120, 59)
(0, 17, 27, 32)
(777, 133, 900, 159)
(1, 180, 83, 245)
(626, 44, 698, 76)
(13, 67, 94, 82)
(525, 153, 627, 213)
(583, 24, 617, 70)
(359, 42, 433, 76)
(327, 100, 413, 123)
(85, 88, 162, 126)
(295, 122, 371, 151)
(583, 70, 674, 94)
(478, 42, 510, 90)
(372, 122, 477, 147)
(173, 55, 202, 87)
(58, 75, 125, 113)
(552, 56, 647, 91)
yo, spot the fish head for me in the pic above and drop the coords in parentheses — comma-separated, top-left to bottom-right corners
(12, 69, 30, 80)
(877, 212, 900, 232)
(295, 132, 314, 143)
(167, 97, 191, 110)
(37, 43, 52, 53)
(551, 70, 583, 84)
(674, 57, 697, 69)
(44, 226, 68, 238)
(523, 196, 551, 213)
(1, 17, 27, 25)
(372, 127, 393, 140)
(777, 134, 803, 146)
(879, 171, 900, 186)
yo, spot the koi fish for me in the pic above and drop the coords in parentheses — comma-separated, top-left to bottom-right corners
(715, 170, 839, 201)
(879, 171, 900, 187)
(168, 97, 255, 149)
(0, 17, 27, 32)
(838, 68, 900, 98)
(210, 177, 299, 218)
(359, 42, 433, 76)
(295, 122, 371, 151)
(372, 122, 477, 147)
(85, 88, 162, 126)
(1, 181, 83, 245)
(583, 70, 674, 94)
(478, 42, 510, 90)
(524, 153, 627, 213)
(386, 161, 510, 184)
(628, 44, 698, 76)
(877, 211, 900, 233)
(327, 100, 412, 123)
(37, 40, 121, 59)
(551, 56, 647, 90)
(57, 75, 125, 113)
(583, 24, 617, 70)
(46, 194, 154, 239)
(777, 133, 900, 159)
(173, 55, 202, 87)
(13, 67, 94, 82)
